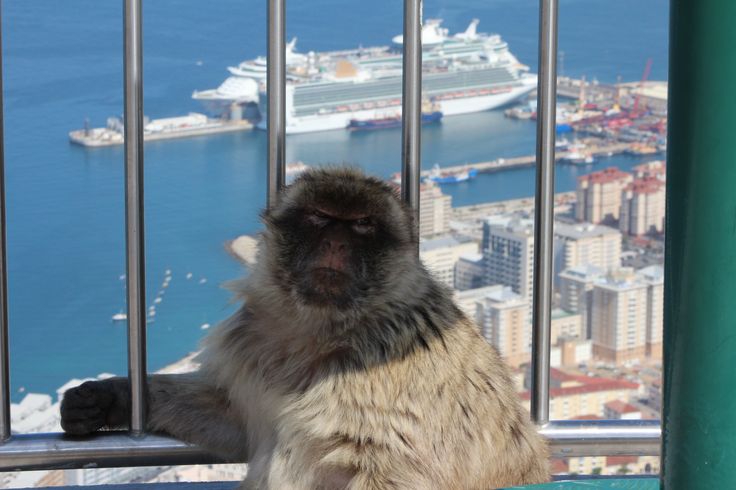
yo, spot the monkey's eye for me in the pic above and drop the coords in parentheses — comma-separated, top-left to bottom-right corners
(306, 210, 331, 227)
(352, 217, 375, 234)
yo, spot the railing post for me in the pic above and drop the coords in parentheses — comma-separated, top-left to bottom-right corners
(530, 0, 559, 425)
(0, 0, 10, 443)
(123, 0, 147, 437)
(267, 0, 286, 208)
(662, 0, 736, 487)
(400, 0, 422, 231)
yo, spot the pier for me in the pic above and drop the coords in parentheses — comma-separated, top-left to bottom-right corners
(556, 76, 618, 102)
(421, 141, 635, 178)
(69, 113, 253, 148)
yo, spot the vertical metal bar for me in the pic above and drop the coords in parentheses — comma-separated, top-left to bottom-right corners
(267, 0, 286, 208)
(663, 0, 736, 487)
(123, 0, 147, 436)
(0, 0, 10, 443)
(530, 0, 559, 426)
(400, 0, 422, 224)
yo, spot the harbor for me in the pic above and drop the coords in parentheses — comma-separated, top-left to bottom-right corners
(6, 0, 669, 412)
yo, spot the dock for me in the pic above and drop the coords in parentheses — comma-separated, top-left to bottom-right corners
(556, 76, 618, 102)
(420, 141, 634, 178)
(69, 113, 253, 148)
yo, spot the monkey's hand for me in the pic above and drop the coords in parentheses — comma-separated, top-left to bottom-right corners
(60, 378, 130, 435)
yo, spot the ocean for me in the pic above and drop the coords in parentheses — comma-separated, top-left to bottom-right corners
(2, 0, 668, 400)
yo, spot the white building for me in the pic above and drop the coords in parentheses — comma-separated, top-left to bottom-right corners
(554, 221, 622, 279)
(453, 285, 504, 319)
(419, 235, 478, 288)
(591, 267, 663, 363)
(419, 181, 452, 238)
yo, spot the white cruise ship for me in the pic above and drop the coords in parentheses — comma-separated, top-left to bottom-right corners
(194, 19, 536, 134)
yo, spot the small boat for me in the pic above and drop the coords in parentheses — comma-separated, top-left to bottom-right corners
(425, 164, 478, 184)
(200, 323, 211, 330)
(561, 142, 595, 165)
(112, 312, 127, 322)
(562, 151, 594, 165)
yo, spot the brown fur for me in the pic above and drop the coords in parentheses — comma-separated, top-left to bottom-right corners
(61, 167, 549, 489)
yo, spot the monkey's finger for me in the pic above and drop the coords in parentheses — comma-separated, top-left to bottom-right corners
(61, 414, 106, 435)
(60, 405, 105, 422)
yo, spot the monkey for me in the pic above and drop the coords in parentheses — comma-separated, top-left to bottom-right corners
(61, 166, 549, 489)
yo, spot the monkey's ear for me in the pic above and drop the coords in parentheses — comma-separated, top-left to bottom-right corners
(226, 235, 259, 267)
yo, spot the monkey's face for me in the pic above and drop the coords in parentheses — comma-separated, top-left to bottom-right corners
(263, 167, 417, 311)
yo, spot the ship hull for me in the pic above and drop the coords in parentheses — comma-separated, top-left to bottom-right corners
(257, 82, 535, 134)
(348, 111, 442, 131)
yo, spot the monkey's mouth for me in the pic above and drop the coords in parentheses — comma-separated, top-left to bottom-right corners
(310, 267, 349, 287)
(299, 267, 354, 306)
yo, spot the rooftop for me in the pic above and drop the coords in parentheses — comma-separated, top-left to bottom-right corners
(638, 265, 664, 284)
(559, 264, 606, 282)
(551, 308, 577, 320)
(605, 400, 641, 414)
(419, 233, 475, 252)
(594, 268, 649, 291)
(624, 177, 666, 195)
(633, 160, 666, 177)
(555, 222, 621, 240)
(578, 167, 632, 185)
(521, 368, 640, 400)
(458, 252, 484, 263)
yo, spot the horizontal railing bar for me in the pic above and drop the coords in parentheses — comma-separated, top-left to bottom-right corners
(0, 432, 224, 472)
(0, 420, 661, 471)
(541, 419, 661, 458)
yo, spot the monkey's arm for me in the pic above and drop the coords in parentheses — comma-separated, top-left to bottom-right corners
(60, 373, 249, 461)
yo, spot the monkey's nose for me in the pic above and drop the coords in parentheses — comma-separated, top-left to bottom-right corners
(321, 238, 347, 253)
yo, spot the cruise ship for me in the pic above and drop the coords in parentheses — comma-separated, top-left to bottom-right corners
(193, 19, 537, 134)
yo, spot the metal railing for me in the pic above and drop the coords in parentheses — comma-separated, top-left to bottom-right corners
(0, 0, 662, 473)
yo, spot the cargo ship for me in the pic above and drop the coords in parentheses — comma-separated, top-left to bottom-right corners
(194, 19, 536, 134)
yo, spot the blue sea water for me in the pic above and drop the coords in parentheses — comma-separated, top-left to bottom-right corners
(2, 0, 668, 401)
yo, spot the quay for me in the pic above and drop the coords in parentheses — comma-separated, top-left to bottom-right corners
(421, 141, 634, 178)
(556, 76, 618, 101)
(69, 113, 253, 148)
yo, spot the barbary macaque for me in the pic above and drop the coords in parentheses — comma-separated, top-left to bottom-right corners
(62, 167, 549, 489)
